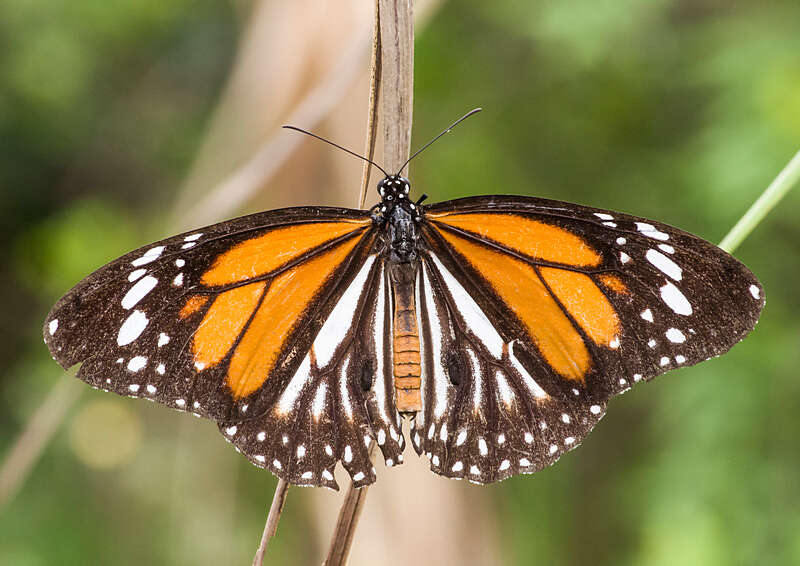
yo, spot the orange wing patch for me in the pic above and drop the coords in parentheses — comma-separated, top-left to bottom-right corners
(430, 212, 602, 268)
(201, 220, 369, 286)
(225, 236, 361, 399)
(597, 274, 628, 294)
(436, 228, 590, 381)
(180, 295, 209, 319)
(540, 268, 619, 347)
(191, 282, 267, 370)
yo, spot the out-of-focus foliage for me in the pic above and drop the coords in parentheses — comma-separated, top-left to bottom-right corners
(1, 1, 799, 565)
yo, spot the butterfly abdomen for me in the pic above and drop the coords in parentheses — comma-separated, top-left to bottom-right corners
(391, 264, 422, 413)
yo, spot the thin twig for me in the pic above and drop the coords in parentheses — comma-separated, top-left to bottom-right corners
(0, 374, 82, 509)
(251, 478, 290, 566)
(323, 2, 414, 564)
(719, 148, 800, 253)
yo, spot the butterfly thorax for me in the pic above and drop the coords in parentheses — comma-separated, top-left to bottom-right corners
(373, 175, 422, 264)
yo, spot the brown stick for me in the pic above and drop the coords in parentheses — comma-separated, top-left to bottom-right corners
(358, 1, 383, 209)
(323, 2, 414, 565)
(251, 478, 290, 566)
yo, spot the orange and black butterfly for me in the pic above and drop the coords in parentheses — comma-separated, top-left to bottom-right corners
(44, 119, 764, 490)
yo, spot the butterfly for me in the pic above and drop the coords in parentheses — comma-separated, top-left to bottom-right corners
(43, 120, 764, 490)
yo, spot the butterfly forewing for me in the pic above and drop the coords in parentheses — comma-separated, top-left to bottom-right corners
(44, 207, 375, 427)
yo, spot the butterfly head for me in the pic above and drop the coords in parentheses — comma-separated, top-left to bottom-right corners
(377, 175, 411, 201)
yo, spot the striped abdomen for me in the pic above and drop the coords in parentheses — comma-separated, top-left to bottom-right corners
(391, 268, 421, 412)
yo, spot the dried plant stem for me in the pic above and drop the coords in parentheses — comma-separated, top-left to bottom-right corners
(251, 478, 289, 566)
(324, 1, 414, 564)
(358, 1, 383, 209)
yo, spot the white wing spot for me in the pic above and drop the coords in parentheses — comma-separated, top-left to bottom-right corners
(146, 384, 156, 394)
(256, 432, 266, 442)
(609, 336, 620, 349)
(431, 455, 440, 467)
(117, 310, 149, 346)
(131, 246, 165, 267)
(452, 461, 464, 472)
(322, 470, 334, 481)
(665, 328, 686, 343)
(225, 426, 237, 436)
(478, 438, 488, 456)
(386, 459, 394, 467)
(311, 382, 328, 420)
(590, 405, 602, 415)
(297, 445, 306, 458)
(633, 373, 642, 382)
(561, 413, 571, 424)
(194, 361, 206, 371)
(181, 242, 196, 249)
(127, 269, 146, 282)
(636, 222, 669, 241)
(641, 309, 654, 322)
(594, 213, 614, 220)
(364, 434, 372, 448)
(540, 421, 548, 430)
(660, 282, 693, 315)
(156, 364, 165, 375)
(184, 233, 203, 242)
(456, 430, 467, 446)
(301, 471, 313, 480)
(675, 355, 686, 364)
(520, 458, 531, 467)
(603, 221, 617, 228)
(470, 465, 481, 476)
(619, 378, 627, 386)
(377, 429, 386, 445)
(616, 237, 627, 245)
(121, 276, 158, 309)
(324, 445, 333, 456)
(646, 249, 682, 281)
(272, 459, 282, 470)
(127, 356, 147, 372)
(128, 384, 140, 393)
(175, 259, 185, 267)
(524, 432, 533, 444)
(749, 284, 760, 299)
(353, 472, 365, 481)
(497, 433, 506, 444)
(648, 339, 657, 348)
(620, 252, 631, 264)
(173, 273, 184, 287)
(254, 455, 265, 463)
(344, 445, 353, 463)
(427, 424, 435, 440)
(660, 356, 670, 366)
(499, 460, 511, 471)
(158, 333, 170, 347)
(175, 399, 186, 407)
(549, 445, 558, 454)
(282, 436, 289, 445)
(48, 319, 58, 335)
(564, 437, 575, 445)
(659, 244, 675, 254)
(439, 423, 448, 441)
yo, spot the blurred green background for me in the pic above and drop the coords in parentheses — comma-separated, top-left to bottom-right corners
(2, 1, 799, 565)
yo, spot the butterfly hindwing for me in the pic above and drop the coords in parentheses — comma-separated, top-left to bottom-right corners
(44, 207, 374, 425)
(220, 257, 407, 489)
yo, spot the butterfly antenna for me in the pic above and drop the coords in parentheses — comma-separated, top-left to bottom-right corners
(396, 107, 482, 175)
(282, 125, 389, 177)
